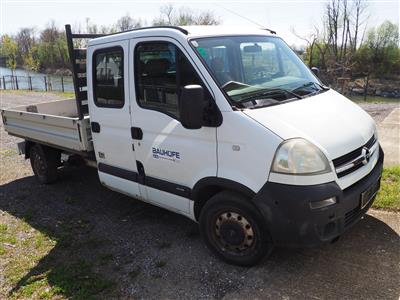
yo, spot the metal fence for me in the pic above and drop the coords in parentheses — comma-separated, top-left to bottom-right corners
(0, 75, 74, 93)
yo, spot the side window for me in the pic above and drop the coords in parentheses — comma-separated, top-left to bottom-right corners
(135, 41, 211, 120)
(93, 47, 124, 108)
(197, 45, 232, 86)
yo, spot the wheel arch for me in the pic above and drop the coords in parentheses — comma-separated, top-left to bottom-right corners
(192, 177, 256, 221)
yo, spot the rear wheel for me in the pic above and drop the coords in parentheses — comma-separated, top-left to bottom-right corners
(199, 191, 273, 266)
(29, 144, 60, 184)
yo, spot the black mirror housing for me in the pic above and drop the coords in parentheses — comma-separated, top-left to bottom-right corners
(179, 85, 205, 129)
(311, 67, 320, 76)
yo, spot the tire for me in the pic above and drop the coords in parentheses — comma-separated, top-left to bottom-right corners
(29, 144, 60, 184)
(199, 191, 273, 266)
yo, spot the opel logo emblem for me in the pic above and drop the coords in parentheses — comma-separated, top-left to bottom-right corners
(361, 147, 371, 165)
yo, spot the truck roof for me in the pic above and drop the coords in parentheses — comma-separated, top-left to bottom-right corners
(88, 26, 277, 46)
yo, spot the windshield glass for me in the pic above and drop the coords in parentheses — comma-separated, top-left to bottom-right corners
(191, 36, 327, 108)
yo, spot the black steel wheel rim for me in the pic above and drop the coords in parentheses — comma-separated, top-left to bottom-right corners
(213, 211, 256, 255)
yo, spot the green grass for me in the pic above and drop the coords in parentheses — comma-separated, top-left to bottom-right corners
(349, 95, 399, 103)
(1, 214, 115, 299)
(11, 261, 114, 300)
(373, 165, 400, 211)
(0, 223, 17, 245)
(0, 149, 18, 157)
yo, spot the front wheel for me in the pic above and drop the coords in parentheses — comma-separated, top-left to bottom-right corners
(199, 191, 273, 266)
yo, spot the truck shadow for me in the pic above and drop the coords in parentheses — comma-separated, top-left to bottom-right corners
(1, 166, 399, 299)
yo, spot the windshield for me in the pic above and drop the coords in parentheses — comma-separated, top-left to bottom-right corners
(191, 35, 328, 108)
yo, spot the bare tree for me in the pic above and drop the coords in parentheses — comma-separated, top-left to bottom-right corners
(325, 0, 340, 59)
(291, 27, 317, 67)
(40, 20, 60, 43)
(161, 4, 174, 25)
(195, 10, 220, 25)
(15, 28, 35, 57)
(153, 5, 220, 26)
(116, 14, 142, 31)
(350, 0, 368, 52)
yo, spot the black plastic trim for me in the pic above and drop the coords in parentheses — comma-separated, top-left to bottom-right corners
(91, 122, 101, 133)
(77, 123, 82, 141)
(191, 177, 256, 201)
(92, 46, 125, 109)
(333, 134, 376, 167)
(131, 127, 143, 140)
(252, 146, 384, 247)
(146, 176, 191, 198)
(98, 163, 138, 182)
(136, 160, 145, 184)
(104, 25, 188, 37)
(98, 162, 191, 198)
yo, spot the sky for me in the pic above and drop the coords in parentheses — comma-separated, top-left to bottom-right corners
(0, 0, 399, 46)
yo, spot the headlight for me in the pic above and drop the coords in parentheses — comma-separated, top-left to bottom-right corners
(271, 138, 331, 175)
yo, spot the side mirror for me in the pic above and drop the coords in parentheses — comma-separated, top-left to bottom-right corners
(179, 85, 205, 130)
(311, 67, 320, 76)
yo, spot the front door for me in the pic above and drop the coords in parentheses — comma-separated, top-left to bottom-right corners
(88, 40, 141, 199)
(129, 37, 218, 214)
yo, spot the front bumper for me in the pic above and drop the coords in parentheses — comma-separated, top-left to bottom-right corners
(252, 146, 384, 247)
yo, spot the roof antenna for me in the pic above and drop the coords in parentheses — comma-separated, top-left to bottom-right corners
(215, 4, 276, 34)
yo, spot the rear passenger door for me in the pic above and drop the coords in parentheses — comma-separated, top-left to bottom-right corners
(129, 38, 218, 215)
(88, 41, 141, 199)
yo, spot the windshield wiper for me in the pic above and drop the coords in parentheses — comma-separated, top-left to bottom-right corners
(293, 81, 330, 96)
(239, 88, 303, 104)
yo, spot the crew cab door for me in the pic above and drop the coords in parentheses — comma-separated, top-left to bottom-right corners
(129, 37, 218, 215)
(88, 41, 141, 199)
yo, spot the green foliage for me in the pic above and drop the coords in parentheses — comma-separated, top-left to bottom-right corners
(1, 35, 18, 73)
(23, 47, 40, 73)
(1, 25, 69, 73)
(36, 35, 68, 71)
(304, 42, 329, 68)
(355, 21, 400, 76)
(304, 21, 399, 78)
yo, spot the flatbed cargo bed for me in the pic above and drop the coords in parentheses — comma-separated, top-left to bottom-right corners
(1, 98, 93, 154)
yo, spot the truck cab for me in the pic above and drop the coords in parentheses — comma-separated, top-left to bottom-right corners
(2, 25, 383, 266)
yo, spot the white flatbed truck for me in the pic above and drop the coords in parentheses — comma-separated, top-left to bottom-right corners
(1, 25, 383, 266)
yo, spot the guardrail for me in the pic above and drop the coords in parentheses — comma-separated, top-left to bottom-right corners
(0, 75, 74, 92)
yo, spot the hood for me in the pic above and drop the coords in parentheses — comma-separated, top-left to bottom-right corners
(243, 89, 376, 160)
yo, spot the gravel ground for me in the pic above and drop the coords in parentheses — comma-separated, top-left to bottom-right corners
(1, 92, 399, 299)
(357, 102, 400, 123)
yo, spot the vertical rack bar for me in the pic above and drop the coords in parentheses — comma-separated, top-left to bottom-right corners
(65, 24, 84, 119)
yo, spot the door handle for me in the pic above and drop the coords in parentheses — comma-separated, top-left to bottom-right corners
(131, 127, 143, 140)
(91, 122, 101, 133)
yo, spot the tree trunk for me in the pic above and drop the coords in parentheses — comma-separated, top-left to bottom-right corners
(364, 72, 369, 101)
